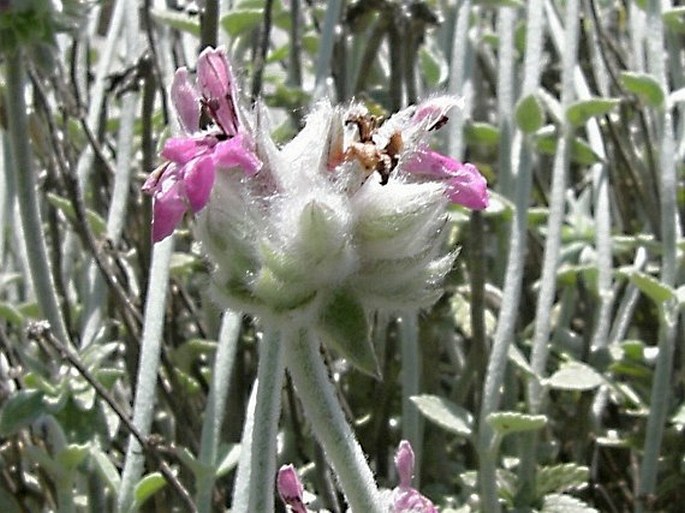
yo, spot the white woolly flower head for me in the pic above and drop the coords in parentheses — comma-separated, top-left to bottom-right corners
(192, 97, 487, 374)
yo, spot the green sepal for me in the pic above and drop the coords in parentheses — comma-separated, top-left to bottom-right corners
(316, 289, 378, 377)
(297, 200, 341, 266)
(252, 267, 317, 312)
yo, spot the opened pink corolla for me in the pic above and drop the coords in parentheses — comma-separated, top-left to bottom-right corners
(143, 47, 261, 242)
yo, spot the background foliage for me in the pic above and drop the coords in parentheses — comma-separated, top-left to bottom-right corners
(0, 0, 683, 512)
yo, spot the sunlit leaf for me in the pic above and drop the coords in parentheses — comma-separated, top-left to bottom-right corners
(487, 411, 547, 436)
(620, 72, 665, 107)
(629, 271, 675, 305)
(565, 98, 620, 126)
(546, 362, 603, 391)
(516, 94, 544, 133)
(411, 395, 473, 437)
(133, 473, 167, 509)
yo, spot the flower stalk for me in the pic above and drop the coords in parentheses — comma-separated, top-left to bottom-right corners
(284, 329, 385, 513)
(4, 48, 70, 346)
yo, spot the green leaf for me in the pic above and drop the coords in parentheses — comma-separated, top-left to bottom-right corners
(535, 128, 602, 165)
(150, 8, 200, 36)
(0, 302, 25, 325)
(90, 447, 121, 493)
(487, 411, 547, 435)
(220, 9, 263, 37)
(565, 98, 620, 126)
(47, 192, 106, 237)
(546, 362, 603, 391)
(419, 44, 448, 88)
(620, 72, 665, 107)
(56, 443, 90, 471)
(663, 7, 685, 34)
(515, 94, 544, 133)
(465, 122, 500, 146)
(411, 394, 473, 437)
(630, 271, 675, 305)
(133, 472, 167, 509)
(541, 493, 598, 513)
(0, 390, 46, 436)
(508, 344, 538, 379)
(537, 464, 590, 495)
(317, 290, 377, 377)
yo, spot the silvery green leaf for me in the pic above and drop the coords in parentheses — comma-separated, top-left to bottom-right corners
(546, 362, 603, 391)
(541, 494, 598, 513)
(487, 411, 547, 435)
(317, 289, 378, 377)
(411, 394, 473, 437)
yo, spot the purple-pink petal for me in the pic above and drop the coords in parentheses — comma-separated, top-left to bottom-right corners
(197, 46, 239, 135)
(411, 96, 461, 128)
(162, 137, 207, 164)
(445, 163, 489, 210)
(393, 441, 438, 513)
(277, 465, 307, 513)
(395, 440, 415, 488)
(405, 148, 489, 210)
(213, 134, 262, 176)
(183, 156, 215, 213)
(171, 68, 201, 133)
(151, 180, 187, 242)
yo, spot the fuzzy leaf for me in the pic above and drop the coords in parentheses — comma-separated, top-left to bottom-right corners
(411, 394, 473, 437)
(546, 362, 603, 391)
(541, 493, 598, 513)
(535, 129, 602, 165)
(487, 411, 547, 435)
(516, 94, 544, 133)
(0, 390, 46, 436)
(0, 302, 25, 325)
(620, 72, 665, 107)
(133, 473, 167, 509)
(47, 192, 106, 237)
(90, 447, 121, 493)
(663, 7, 685, 34)
(317, 290, 377, 377)
(537, 464, 590, 495)
(465, 122, 500, 146)
(630, 271, 675, 305)
(56, 443, 90, 471)
(419, 44, 448, 88)
(565, 98, 620, 126)
(220, 9, 263, 37)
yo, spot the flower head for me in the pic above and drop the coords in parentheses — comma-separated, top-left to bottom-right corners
(144, 50, 489, 371)
(392, 441, 438, 513)
(143, 47, 261, 242)
(194, 96, 488, 373)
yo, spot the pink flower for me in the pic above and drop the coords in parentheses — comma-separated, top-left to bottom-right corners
(143, 47, 261, 242)
(277, 465, 308, 513)
(393, 441, 438, 513)
(405, 147, 488, 210)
